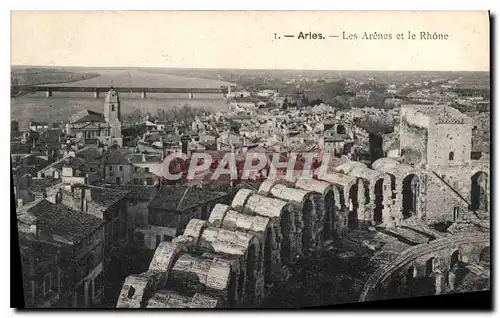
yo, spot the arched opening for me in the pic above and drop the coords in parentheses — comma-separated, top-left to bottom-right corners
(336, 124, 346, 134)
(127, 286, 135, 299)
(405, 265, 416, 289)
(364, 182, 370, 205)
(348, 184, 358, 229)
(402, 174, 419, 219)
(264, 227, 273, 286)
(229, 270, 238, 306)
(374, 179, 384, 224)
(301, 198, 314, 252)
(448, 152, 454, 160)
(426, 257, 438, 276)
(245, 243, 258, 303)
(479, 246, 490, 265)
(237, 267, 245, 304)
(471, 171, 488, 211)
(323, 190, 335, 240)
(279, 210, 292, 264)
(450, 250, 460, 268)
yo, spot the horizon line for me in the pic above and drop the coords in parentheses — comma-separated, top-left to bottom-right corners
(10, 64, 490, 73)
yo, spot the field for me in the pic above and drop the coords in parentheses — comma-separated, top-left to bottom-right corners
(11, 68, 233, 128)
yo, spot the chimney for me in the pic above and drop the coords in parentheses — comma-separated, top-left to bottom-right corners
(17, 198, 23, 208)
(53, 170, 60, 179)
(142, 154, 146, 163)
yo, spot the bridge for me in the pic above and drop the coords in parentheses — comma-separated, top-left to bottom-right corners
(18, 85, 234, 99)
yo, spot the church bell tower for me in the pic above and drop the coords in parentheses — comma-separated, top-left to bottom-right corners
(104, 87, 122, 141)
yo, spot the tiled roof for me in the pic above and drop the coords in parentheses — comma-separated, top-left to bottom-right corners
(70, 109, 106, 124)
(148, 185, 227, 212)
(104, 184, 157, 201)
(83, 185, 129, 208)
(18, 200, 104, 244)
(29, 177, 62, 193)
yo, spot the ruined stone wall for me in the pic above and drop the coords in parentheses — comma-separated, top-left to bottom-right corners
(427, 123, 472, 167)
(360, 234, 490, 302)
(400, 116, 429, 165)
(117, 152, 490, 308)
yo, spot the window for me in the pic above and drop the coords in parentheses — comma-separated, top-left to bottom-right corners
(163, 235, 172, 241)
(41, 173, 45, 178)
(43, 273, 52, 295)
(134, 167, 138, 172)
(145, 167, 150, 173)
(146, 177, 153, 185)
(453, 207, 459, 221)
(156, 235, 162, 248)
(109, 166, 113, 171)
(119, 166, 123, 171)
(449, 152, 454, 160)
(111, 104, 115, 111)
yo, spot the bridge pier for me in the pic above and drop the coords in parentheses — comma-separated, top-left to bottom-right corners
(141, 90, 147, 99)
(93, 91, 100, 99)
(45, 90, 52, 98)
(188, 92, 194, 99)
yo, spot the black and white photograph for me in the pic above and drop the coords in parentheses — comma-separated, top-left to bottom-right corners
(9, 10, 491, 309)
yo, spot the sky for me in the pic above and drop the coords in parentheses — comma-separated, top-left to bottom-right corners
(11, 11, 490, 71)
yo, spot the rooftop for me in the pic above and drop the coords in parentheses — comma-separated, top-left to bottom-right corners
(404, 104, 472, 124)
(17, 199, 104, 244)
(148, 185, 227, 213)
(73, 184, 129, 208)
(29, 177, 62, 193)
(70, 109, 106, 124)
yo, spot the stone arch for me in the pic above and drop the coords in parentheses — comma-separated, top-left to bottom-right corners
(232, 189, 295, 268)
(263, 226, 273, 285)
(425, 257, 438, 276)
(182, 218, 264, 306)
(450, 250, 460, 268)
(295, 178, 334, 248)
(316, 171, 356, 233)
(258, 180, 318, 256)
(245, 240, 259, 301)
(347, 182, 359, 229)
(470, 171, 488, 212)
(402, 173, 419, 219)
(324, 189, 335, 240)
(405, 265, 417, 287)
(209, 203, 274, 295)
(373, 178, 385, 225)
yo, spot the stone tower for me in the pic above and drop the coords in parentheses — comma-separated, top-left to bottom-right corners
(104, 88, 122, 139)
